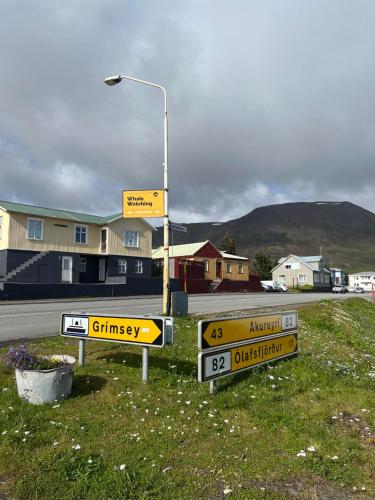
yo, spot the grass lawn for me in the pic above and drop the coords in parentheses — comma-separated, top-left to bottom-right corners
(0, 298, 374, 499)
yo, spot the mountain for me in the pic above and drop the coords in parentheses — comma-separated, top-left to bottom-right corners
(152, 201, 375, 272)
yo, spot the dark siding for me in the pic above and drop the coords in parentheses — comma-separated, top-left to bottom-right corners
(106, 256, 152, 278)
(0, 278, 182, 300)
(79, 256, 99, 283)
(3, 250, 152, 286)
(5, 250, 80, 283)
(0, 250, 7, 279)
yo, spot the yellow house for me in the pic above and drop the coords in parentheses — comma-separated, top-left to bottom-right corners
(220, 251, 250, 281)
(0, 200, 153, 286)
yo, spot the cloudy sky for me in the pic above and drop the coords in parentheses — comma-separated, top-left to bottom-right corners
(1, 0, 375, 222)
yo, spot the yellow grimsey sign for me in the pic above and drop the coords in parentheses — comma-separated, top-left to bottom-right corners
(123, 190, 164, 218)
(61, 314, 165, 347)
(199, 311, 297, 350)
(230, 333, 298, 373)
(88, 316, 162, 345)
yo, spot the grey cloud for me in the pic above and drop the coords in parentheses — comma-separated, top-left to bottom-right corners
(0, 0, 375, 222)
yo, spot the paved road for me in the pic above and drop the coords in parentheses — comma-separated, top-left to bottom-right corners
(0, 292, 366, 343)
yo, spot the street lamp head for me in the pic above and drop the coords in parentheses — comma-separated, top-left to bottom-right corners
(104, 75, 123, 86)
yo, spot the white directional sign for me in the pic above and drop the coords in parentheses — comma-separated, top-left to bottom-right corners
(198, 333, 298, 382)
(170, 221, 187, 233)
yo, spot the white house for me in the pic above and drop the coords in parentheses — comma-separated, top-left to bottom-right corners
(348, 272, 375, 291)
(272, 255, 331, 290)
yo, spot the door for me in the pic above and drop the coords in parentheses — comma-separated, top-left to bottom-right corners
(216, 260, 222, 278)
(61, 256, 73, 283)
(101, 228, 107, 253)
(99, 258, 106, 282)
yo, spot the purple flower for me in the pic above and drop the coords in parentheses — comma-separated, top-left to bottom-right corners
(3, 345, 37, 371)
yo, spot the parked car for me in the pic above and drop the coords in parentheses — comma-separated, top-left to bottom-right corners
(332, 285, 347, 294)
(354, 287, 364, 294)
(346, 286, 355, 292)
(261, 281, 288, 292)
(261, 283, 274, 292)
(275, 283, 288, 292)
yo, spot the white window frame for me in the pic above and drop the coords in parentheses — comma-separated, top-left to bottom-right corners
(118, 259, 127, 274)
(124, 230, 139, 248)
(27, 217, 44, 240)
(79, 257, 87, 272)
(226, 263, 232, 273)
(74, 224, 88, 245)
(204, 260, 209, 272)
(135, 260, 143, 274)
(284, 264, 291, 269)
(298, 274, 307, 283)
(238, 263, 244, 274)
(278, 274, 286, 283)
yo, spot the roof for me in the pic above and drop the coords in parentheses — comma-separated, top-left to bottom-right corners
(152, 241, 211, 259)
(277, 255, 322, 264)
(273, 254, 323, 273)
(220, 251, 248, 261)
(0, 200, 154, 230)
(349, 271, 375, 277)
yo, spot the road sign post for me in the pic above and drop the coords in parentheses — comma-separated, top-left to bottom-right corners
(61, 313, 174, 382)
(78, 339, 85, 367)
(197, 311, 298, 390)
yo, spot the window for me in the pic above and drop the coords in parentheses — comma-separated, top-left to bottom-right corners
(324, 275, 330, 283)
(226, 263, 232, 273)
(75, 225, 88, 244)
(124, 231, 139, 247)
(118, 259, 127, 274)
(298, 274, 306, 283)
(0, 216, 2, 239)
(135, 260, 143, 274)
(278, 274, 286, 282)
(27, 218, 43, 240)
(80, 257, 87, 272)
(284, 264, 291, 269)
(238, 263, 244, 274)
(204, 260, 209, 272)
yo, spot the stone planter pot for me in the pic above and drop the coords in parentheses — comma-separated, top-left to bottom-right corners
(15, 355, 76, 405)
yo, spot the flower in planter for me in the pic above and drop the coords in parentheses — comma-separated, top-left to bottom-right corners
(4, 344, 36, 371)
(3, 345, 68, 371)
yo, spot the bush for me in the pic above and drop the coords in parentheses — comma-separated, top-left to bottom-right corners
(298, 284, 314, 293)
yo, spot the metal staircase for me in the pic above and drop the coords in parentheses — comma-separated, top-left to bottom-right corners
(209, 279, 222, 293)
(5, 251, 49, 281)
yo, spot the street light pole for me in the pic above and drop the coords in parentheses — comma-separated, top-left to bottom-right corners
(104, 75, 170, 315)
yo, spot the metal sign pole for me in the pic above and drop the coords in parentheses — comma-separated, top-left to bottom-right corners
(78, 339, 85, 366)
(142, 347, 149, 383)
(209, 380, 217, 395)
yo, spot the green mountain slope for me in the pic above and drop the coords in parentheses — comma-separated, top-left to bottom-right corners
(153, 201, 375, 271)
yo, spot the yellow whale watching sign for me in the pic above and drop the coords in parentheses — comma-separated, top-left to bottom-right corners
(198, 311, 298, 350)
(61, 313, 173, 347)
(123, 189, 164, 218)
